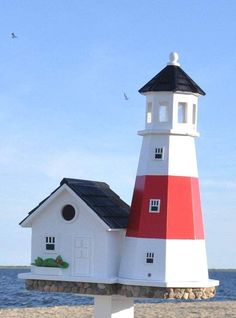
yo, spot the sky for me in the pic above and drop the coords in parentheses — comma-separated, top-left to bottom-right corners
(0, 0, 235, 268)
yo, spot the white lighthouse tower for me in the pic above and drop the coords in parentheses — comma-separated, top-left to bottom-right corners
(119, 53, 218, 288)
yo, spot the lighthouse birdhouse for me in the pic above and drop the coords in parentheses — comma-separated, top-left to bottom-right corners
(119, 52, 218, 289)
(19, 54, 218, 318)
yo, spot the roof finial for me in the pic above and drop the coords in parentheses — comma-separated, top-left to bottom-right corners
(167, 52, 180, 66)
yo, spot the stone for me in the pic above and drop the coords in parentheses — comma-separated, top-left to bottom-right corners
(26, 280, 34, 287)
(201, 294, 208, 299)
(49, 285, 56, 292)
(168, 291, 175, 299)
(44, 285, 50, 292)
(195, 291, 203, 299)
(58, 285, 64, 292)
(98, 283, 106, 289)
(183, 292, 189, 300)
(189, 292, 196, 299)
(33, 281, 38, 288)
(38, 281, 45, 287)
(84, 283, 89, 288)
(71, 286, 78, 293)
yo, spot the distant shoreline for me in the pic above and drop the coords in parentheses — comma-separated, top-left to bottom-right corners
(1, 266, 236, 271)
(209, 268, 236, 272)
(0, 266, 30, 269)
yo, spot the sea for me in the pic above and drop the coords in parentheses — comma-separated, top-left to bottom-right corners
(0, 268, 235, 308)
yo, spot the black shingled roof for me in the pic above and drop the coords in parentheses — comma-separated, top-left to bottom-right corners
(20, 178, 130, 229)
(139, 65, 205, 95)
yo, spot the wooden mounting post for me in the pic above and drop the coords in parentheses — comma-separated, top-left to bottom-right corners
(94, 295, 134, 318)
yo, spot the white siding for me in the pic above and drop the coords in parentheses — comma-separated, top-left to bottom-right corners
(119, 237, 166, 282)
(118, 238, 210, 287)
(136, 134, 198, 177)
(165, 240, 209, 282)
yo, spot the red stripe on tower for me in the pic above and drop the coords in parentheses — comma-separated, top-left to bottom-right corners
(126, 175, 204, 239)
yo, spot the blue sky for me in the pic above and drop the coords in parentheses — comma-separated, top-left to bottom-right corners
(0, 0, 235, 267)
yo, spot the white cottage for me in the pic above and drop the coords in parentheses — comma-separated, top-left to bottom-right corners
(19, 178, 129, 283)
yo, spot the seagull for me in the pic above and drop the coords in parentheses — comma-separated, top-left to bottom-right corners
(11, 32, 18, 39)
(123, 92, 129, 100)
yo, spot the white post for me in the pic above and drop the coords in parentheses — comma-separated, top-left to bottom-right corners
(94, 295, 134, 318)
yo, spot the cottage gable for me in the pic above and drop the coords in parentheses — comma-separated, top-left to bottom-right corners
(20, 178, 130, 229)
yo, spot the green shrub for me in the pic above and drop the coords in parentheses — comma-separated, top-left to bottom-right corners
(32, 255, 69, 268)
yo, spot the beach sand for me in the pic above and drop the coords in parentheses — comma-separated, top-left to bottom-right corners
(0, 301, 236, 318)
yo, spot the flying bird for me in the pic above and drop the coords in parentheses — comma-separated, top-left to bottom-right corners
(11, 32, 18, 39)
(123, 92, 129, 100)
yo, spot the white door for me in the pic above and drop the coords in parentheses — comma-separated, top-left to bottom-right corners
(74, 237, 91, 276)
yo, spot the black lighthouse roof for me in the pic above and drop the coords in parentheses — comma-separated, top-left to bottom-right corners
(139, 52, 205, 96)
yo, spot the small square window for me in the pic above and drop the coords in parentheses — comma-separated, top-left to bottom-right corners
(149, 199, 161, 213)
(155, 147, 164, 160)
(45, 236, 55, 251)
(146, 252, 155, 263)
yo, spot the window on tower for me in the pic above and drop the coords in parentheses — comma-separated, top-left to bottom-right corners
(149, 199, 161, 213)
(192, 104, 197, 124)
(178, 102, 187, 123)
(159, 105, 168, 122)
(147, 102, 152, 123)
(154, 147, 164, 160)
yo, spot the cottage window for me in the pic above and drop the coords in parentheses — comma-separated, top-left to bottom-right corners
(178, 102, 187, 123)
(46, 236, 55, 251)
(146, 252, 154, 263)
(62, 204, 76, 221)
(155, 147, 164, 160)
(149, 199, 161, 213)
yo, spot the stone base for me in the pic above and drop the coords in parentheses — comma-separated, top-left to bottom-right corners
(25, 280, 216, 300)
